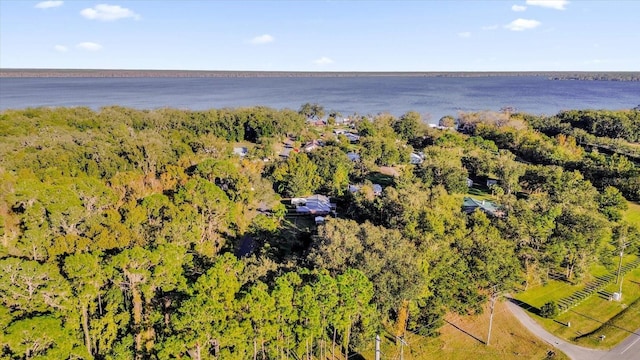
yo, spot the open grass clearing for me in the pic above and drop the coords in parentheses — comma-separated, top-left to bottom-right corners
(358, 301, 568, 360)
(514, 267, 640, 350)
(573, 294, 640, 348)
(624, 201, 640, 227)
(466, 185, 495, 201)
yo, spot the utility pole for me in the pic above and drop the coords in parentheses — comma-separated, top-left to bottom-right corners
(397, 336, 407, 360)
(375, 335, 381, 360)
(620, 273, 624, 296)
(616, 241, 628, 299)
(487, 285, 500, 346)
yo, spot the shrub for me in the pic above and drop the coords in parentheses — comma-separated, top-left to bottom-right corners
(540, 301, 559, 318)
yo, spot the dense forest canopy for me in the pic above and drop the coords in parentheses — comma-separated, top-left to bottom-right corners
(0, 105, 638, 359)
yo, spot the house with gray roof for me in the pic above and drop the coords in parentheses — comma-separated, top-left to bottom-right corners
(462, 197, 504, 217)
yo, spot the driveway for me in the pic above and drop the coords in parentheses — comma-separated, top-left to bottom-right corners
(506, 297, 640, 360)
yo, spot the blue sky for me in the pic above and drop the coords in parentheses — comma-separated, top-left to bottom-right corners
(1, 0, 639, 71)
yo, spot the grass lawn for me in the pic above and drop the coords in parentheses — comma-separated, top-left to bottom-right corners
(467, 186, 495, 201)
(624, 201, 640, 227)
(358, 301, 568, 360)
(514, 267, 640, 350)
(573, 294, 640, 348)
(515, 280, 579, 308)
(366, 170, 396, 186)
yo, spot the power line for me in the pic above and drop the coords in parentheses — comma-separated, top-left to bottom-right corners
(386, 276, 585, 357)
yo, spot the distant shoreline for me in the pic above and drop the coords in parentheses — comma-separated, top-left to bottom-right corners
(1, 69, 639, 81)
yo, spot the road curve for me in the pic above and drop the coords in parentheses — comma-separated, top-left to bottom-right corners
(506, 297, 640, 360)
(505, 297, 609, 360)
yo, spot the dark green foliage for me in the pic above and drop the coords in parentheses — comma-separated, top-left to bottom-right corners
(271, 152, 321, 197)
(393, 111, 422, 140)
(540, 301, 559, 318)
(298, 102, 325, 120)
(554, 109, 640, 143)
(308, 146, 354, 196)
(415, 147, 469, 193)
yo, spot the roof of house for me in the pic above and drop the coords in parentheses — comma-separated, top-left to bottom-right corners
(410, 152, 424, 164)
(295, 194, 333, 214)
(347, 152, 360, 161)
(233, 147, 248, 157)
(462, 197, 504, 217)
(344, 133, 360, 142)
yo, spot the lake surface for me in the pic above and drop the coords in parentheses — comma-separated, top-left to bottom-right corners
(1, 76, 638, 122)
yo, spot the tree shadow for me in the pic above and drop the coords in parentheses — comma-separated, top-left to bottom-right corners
(506, 296, 541, 316)
(553, 319, 569, 327)
(444, 319, 486, 345)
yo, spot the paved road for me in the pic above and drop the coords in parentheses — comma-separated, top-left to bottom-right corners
(506, 297, 640, 360)
(607, 328, 640, 360)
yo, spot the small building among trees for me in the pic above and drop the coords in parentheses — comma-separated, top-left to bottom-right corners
(293, 194, 335, 215)
(462, 197, 504, 217)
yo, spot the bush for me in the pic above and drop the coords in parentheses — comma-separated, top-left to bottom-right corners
(540, 301, 559, 318)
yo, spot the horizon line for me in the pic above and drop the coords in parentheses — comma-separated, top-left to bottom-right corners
(2, 68, 639, 79)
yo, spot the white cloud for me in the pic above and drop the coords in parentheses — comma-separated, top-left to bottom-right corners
(505, 18, 541, 31)
(76, 42, 103, 51)
(512, 5, 527, 12)
(250, 34, 274, 45)
(458, 32, 471, 38)
(482, 24, 499, 30)
(54, 45, 68, 52)
(313, 56, 334, 66)
(525, 0, 569, 10)
(35, 1, 63, 9)
(80, 4, 140, 21)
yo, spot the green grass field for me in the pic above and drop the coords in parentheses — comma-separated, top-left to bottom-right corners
(624, 201, 640, 227)
(514, 267, 640, 350)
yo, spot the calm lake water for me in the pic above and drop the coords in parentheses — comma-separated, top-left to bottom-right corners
(1, 76, 639, 121)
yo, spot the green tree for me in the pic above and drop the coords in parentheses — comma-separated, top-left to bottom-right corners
(2, 315, 82, 359)
(160, 253, 246, 359)
(334, 269, 377, 357)
(63, 252, 107, 357)
(494, 150, 525, 195)
(540, 301, 559, 318)
(0, 258, 72, 317)
(271, 152, 321, 197)
(393, 111, 422, 140)
(553, 209, 609, 280)
(299, 103, 325, 120)
(438, 115, 456, 128)
(309, 219, 426, 321)
(239, 282, 278, 360)
(455, 211, 521, 289)
(174, 178, 232, 257)
(110, 247, 159, 359)
(597, 186, 628, 221)
(309, 146, 354, 196)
